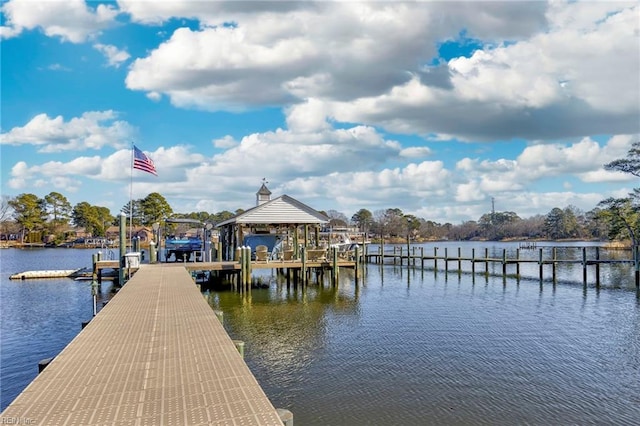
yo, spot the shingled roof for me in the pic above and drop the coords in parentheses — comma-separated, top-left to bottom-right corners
(216, 195, 329, 227)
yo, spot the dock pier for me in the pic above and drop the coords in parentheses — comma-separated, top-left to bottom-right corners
(367, 245, 640, 287)
(1, 264, 289, 425)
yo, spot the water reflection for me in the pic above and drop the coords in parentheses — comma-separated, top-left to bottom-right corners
(207, 262, 640, 425)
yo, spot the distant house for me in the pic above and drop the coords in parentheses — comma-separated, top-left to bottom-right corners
(105, 226, 153, 242)
(64, 227, 91, 240)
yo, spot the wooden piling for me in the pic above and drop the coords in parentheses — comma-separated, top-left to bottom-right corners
(433, 247, 438, 269)
(354, 245, 360, 281)
(301, 247, 307, 286)
(484, 248, 489, 273)
(548, 247, 555, 281)
(331, 247, 338, 285)
(595, 247, 601, 288)
(539, 248, 543, 281)
(444, 247, 449, 273)
(502, 249, 507, 276)
(582, 247, 587, 285)
(633, 245, 640, 294)
(471, 248, 476, 274)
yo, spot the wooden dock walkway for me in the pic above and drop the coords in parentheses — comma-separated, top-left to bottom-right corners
(1, 264, 285, 425)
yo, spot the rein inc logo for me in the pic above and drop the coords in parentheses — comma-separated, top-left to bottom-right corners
(0, 418, 36, 425)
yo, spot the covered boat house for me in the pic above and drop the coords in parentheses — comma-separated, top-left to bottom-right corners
(216, 184, 330, 261)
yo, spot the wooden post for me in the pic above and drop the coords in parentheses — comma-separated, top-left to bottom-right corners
(434, 247, 438, 270)
(458, 247, 462, 271)
(471, 248, 475, 275)
(247, 246, 252, 289)
(277, 409, 294, 426)
(420, 247, 424, 269)
(118, 212, 126, 285)
(412, 246, 416, 267)
(354, 245, 360, 281)
(393, 246, 397, 265)
(552, 247, 557, 282)
(582, 247, 587, 285)
(595, 246, 600, 288)
(484, 248, 489, 273)
(301, 246, 307, 286)
(332, 247, 339, 285)
(634, 245, 639, 289)
(92, 253, 98, 280)
(240, 246, 246, 290)
(516, 249, 520, 277)
(406, 236, 410, 266)
(539, 248, 543, 281)
(444, 248, 449, 273)
(502, 249, 507, 276)
(233, 340, 245, 358)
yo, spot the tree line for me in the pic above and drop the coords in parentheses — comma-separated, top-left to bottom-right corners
(2, 142, 638, 246)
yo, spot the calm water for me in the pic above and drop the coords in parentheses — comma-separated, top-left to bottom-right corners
(2, 243, 639, 425)
(0, 248, 114, 410)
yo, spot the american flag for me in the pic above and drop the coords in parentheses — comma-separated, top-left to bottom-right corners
(133, 145, 157, 176)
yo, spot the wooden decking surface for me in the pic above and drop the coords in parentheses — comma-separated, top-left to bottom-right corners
(1, 264, 283, 425)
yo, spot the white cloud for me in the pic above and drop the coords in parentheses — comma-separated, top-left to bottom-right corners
(123, 2, 547, 110)
(47, 63, 72, 72)
(146, 92, 162, 102)
(399, 147, 433, 158)
(93, 43, 130, 67)
(213, 136, 238, 149)
(0, 111, 135, 152)
(9, 157, 99, 192)
(1, 0, 118, 42)
(196, 125, 400, 184)
(326, 3, 638, 141)
(119, 1, 638, 143)
(285, 99, 331, 133)
(516, 136, 635, 180)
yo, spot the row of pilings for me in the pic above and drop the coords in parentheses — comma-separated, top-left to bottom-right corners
(367, 244, 640, 289)
(229, 245, 365, 292)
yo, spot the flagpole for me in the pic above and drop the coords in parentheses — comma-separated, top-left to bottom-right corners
(129, 143, 134, 252)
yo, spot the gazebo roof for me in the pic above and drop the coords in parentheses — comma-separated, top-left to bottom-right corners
(216, 195, 329, 227)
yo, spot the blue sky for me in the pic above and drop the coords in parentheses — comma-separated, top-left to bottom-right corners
(1, 0, 638, 224)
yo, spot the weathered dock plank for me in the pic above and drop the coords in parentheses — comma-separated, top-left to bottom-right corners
(1, 264, 284, 425)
